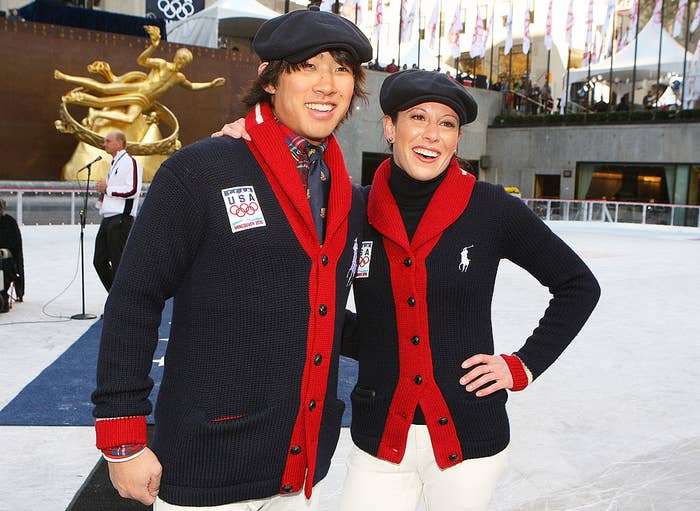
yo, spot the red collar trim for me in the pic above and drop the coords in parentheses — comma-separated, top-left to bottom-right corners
(245, 103, 352, 248)
(368, 158, 476, 251)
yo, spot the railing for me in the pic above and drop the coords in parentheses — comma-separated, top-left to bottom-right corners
(0, 185, 148, 226)
(1, 186, 698, 228)
(523, 198, 700, 228)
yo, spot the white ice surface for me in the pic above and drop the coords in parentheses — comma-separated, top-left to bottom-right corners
(0, 222, 698, 510)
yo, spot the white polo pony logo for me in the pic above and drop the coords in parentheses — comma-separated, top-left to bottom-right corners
(459, 245, 474, 272)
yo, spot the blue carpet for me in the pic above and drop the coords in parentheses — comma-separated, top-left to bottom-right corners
(0, 300, 358, 426)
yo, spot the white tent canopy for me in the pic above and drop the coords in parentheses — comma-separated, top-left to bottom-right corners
(166, 0, 278, 49)
(568, 21, 695, 84)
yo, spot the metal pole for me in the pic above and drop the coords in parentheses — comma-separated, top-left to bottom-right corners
(630, 0, 642, 106)
(417, 0, 422, 69)
(398, 0, 403, 68)
(285, 0, 290, 13)
(565, 48, 572, 113)
(438, 6, 443, 71)
(681, 0, 693, 109)
(655, 0, 666, 107)
(489, 1, 495, 86)
(609, 13, 616, 107)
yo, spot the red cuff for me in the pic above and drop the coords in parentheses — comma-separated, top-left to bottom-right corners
(95, 416, 147, 450)
(500, 354, 529, 392)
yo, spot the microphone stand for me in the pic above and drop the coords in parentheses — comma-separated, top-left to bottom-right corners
(71, 161, 97, 320)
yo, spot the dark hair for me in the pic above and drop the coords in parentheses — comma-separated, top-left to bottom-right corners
(240, 49, 368, 121)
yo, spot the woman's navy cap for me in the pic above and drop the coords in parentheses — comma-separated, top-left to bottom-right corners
(379, 70, 478, 125)
(253, 10, 373, 64)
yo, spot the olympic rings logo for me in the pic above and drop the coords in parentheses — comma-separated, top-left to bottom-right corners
(158, 0, 195, 20)
(229, 202, 259, 217)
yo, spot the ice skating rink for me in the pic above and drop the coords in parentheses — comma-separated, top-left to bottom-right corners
(1, 221, 698, 510)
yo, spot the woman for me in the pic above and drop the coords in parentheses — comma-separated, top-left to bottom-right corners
(215, 70, 600, 511)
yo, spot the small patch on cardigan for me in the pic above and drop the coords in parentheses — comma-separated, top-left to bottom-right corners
(221, 186, 266, 233)
(459, 245, 474, 272)
(346, 237, 359, 286)
(356, 241, 373, 279)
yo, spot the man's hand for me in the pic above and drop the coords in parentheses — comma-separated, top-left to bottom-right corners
(459, 354, 513, 397)
(95, 179, 107, 194)
(108, 447, 162, 505)
(211, 118, 250, 141)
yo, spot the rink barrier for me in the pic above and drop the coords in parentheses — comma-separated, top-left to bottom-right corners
(0, 185, 698, 228)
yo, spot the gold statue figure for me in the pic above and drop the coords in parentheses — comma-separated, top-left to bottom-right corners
(54, 25, 226, 181)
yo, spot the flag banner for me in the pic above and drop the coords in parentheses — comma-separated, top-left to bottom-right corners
(472, 9, 483, 57)
(583, 0, 594, 66)
(673, 0, 688, 37)
(566, 0, 574, 49)
(427, 0, 440, 49)
(482, 11, 493, 58)
(319, 0, 333, 12)
(374, 0, 384, 40)
(504, 2, 513, 55)
(400, 0, 417, 43)
(600, 0, 616, 60)
(625, 0, 638, 46)
(544, 0, 553, 51)
(448, 2, 463, 59)
(652, 0, 663, 25)
(523, 7, 531, 55)
(342, 0, 357, 20)
(691, 2, 700, 33)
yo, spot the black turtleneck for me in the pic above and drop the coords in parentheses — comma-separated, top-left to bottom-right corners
(388, 159, 448, 242)
(388, 158, 448, 425)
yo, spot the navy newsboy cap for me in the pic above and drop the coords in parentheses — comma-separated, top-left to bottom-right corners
(380, 70, 478, 125)
(253, 10, 373, 64)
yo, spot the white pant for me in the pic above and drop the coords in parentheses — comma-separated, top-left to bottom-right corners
(154, 480, 323, 511)
(340, 425, 508, 511)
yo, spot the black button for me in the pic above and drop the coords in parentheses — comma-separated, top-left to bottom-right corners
(281, 484, 293, 493)
(290, 445, 302, 455)
(411, 336, 420, 345)
(319, 304, 327, 315)
(314, 354, 322, 366)
(404, 257, 412, 267)
(449, 454, 459, 461)
(309, 399, 316, 411)
(321, 254, 329, 265)
(407, 297, 416, 306)
(439, 417, 449, 425)
(414, 375, 422, 385)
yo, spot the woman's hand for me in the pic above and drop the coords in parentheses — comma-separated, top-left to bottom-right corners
(459, 354, 513, 397)
(211, 118, 250, 141)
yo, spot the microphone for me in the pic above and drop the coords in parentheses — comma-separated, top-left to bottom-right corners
(76, 155, 102, 172)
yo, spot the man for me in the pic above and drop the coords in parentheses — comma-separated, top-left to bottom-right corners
(92, 9, 372, 510)
(93, 130, 143, 291)
(0, 198, 24, 311)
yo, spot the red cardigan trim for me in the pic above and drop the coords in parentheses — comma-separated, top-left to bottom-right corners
(245, 103, 351, 498)
(110, 155, 139, 198)
(94, 416, 147, 450)
(369, 158, 476, 469)
(500, 354, 529, 392)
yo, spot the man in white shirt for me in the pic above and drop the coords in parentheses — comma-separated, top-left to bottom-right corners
(93, 129, 143, 291)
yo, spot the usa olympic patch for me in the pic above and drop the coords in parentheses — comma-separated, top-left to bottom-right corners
(221, 186, 266, 233)
(355, 241, 373, 278)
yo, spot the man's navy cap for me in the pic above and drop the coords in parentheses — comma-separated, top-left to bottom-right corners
(253, 9, 373, 64)
(379, 70, 478, 125)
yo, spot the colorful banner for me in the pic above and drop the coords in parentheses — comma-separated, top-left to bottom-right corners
(544, 0, 553, 51)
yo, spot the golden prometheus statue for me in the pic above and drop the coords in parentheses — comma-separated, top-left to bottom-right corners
(54, 25, 225, 181)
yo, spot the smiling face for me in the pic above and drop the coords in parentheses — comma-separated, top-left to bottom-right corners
(263, 51, 355, 145)
(384, 102, 462, 181)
